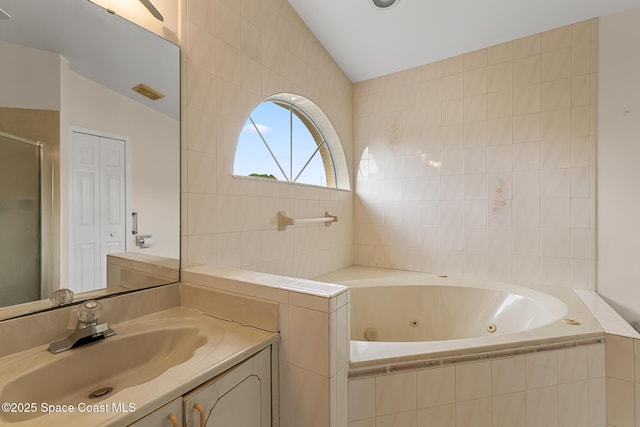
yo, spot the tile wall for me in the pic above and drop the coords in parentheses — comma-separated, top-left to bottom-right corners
(182, 0, 354, 279)
(349, 341, 606, 427)
(353, 20, 597, 289)
(604, 334, 640, 427)
(181, 265, 351, 427)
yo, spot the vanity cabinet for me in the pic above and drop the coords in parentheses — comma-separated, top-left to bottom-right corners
(183, 347, 271, 427)
(129, 398, 182, 427)
(128, 346, 272, 427)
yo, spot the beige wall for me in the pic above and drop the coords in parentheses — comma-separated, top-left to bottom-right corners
(180, 0, 354, 279)
(0, 41, 61, 111)
(597, 8, 640, 324)
(178, 2, 354, 426)
(65, 71, 180, 259)
(353, 20, 597, 289)
(0, 108, 59, 148)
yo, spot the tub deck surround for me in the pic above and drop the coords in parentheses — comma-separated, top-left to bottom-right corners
(575, 289, 640, 338)
(348, 336, 605, 379)
(316, 266, 609, 427)
(182, 264, 349, 300)
(0, 306, 278, 427)
(183, 264, 351, 427)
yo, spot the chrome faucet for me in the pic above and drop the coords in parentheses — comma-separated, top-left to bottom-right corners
(48, 300, 116, 354)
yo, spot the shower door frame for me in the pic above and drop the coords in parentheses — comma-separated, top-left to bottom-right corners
(0, 130, 55, 301)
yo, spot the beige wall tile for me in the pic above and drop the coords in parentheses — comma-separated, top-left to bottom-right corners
(572, 75, 591, 106)
(558, 381, 589, 426)
(464, 68, 488, 96)
(487, 118, 513, 145)
(442, 55, 463, 76)
(375, 372, 417, 416)
(488, 90, 513, 119)
(541, 79, 571, 111)
(417, 366, 455, 408)
(542, 26, 572, 52)
(541, 48, 572, 81)
(572, 20, 592, 45)
(421, 61, 442, 81)
(513, 34, 541, 59)
(513, 84, 541, 115)
(442, 74, 463, 101)
(456, 397, 492, 427)
(606, 334, 634, 381)
(492, 392, 526, 427)
(572, 43, 591, 76)
(488, 62, 513, 92)
(215, 1, 241, 48)
(513, 113, 540, 142)
(513, 56, 540, 87)
(526, 386, 559, 427)
(288, 305, 329, 376)
(455, 361, 491, 401)
(180, 282, 279, 331)
(417, 404, 455, 427)
(526, 351, 558, 389)
(348, 420, 375, 427)
(492, 356, 526, 394)
(375, 412, 418, 427)
(606, 377, 634, 427)
(463, 95, 488, 123)
(488, 42, 513, 65)
(348, 378, 375, 422)
(184, 0, 353, 279)
(464, 49, 488, 71)
(589, 377, 606, 426)
(289, 365, 330, 427)
(541, 108, 571, 140)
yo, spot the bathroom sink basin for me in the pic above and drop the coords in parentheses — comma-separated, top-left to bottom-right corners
(0, 306, 276, 426)
(0, 317, 215, 422)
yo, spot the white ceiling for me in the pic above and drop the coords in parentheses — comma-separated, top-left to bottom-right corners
(289, 0, 640, 83)
(0, 0, 179, 119)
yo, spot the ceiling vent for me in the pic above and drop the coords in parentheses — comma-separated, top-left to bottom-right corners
(132, 84, 165, 101)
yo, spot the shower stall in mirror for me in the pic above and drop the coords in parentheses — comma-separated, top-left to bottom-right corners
(0, 131, 53, 308)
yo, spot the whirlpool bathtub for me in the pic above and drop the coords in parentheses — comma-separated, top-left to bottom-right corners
(318, 267, 604, 368)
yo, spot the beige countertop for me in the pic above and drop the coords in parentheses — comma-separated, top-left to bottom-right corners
(0, 306, 278, 426)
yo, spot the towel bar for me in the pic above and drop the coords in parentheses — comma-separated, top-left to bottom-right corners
(277, 210, 338, 231)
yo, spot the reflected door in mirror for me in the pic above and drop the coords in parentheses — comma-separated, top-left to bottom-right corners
(71, 131, 127, 293)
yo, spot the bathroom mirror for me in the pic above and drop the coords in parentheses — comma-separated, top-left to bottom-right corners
(0, 0, 180, 320)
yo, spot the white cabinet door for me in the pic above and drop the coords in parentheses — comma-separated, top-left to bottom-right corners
(184, 347, 271, 427)
(128, 397, 182, 427)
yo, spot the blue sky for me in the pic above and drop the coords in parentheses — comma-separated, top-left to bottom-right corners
(233, 102, 328, 186)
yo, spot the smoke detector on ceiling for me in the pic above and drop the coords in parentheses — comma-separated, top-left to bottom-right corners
(372, 0, 398, 8)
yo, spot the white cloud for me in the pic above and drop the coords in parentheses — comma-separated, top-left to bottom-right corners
(243, 123, 271, 134)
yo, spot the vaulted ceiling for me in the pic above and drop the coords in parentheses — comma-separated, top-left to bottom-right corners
(289, 0, 640, 82)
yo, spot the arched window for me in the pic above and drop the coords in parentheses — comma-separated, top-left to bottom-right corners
(233, 93, 349, 189)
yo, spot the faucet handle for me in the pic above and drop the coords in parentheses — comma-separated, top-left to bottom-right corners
(77, 300, 102, 324)
(50, 288, 74, 306)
